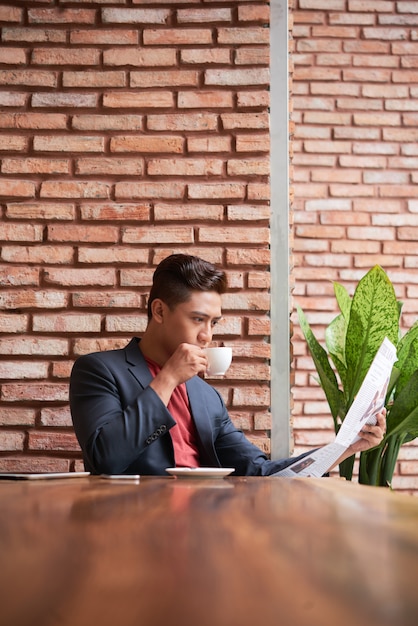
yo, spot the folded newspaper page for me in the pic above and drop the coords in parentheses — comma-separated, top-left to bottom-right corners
(274, 337, 397, 478)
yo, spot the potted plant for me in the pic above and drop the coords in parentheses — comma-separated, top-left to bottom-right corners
(297, 265, 418, 486)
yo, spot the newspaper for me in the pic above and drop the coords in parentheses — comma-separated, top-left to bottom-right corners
(274, 337, 397, 478)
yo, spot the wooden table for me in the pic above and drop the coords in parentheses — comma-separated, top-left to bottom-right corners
(1, 475, 417, 626)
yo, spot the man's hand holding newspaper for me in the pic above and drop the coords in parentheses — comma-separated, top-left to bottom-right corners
(275, 337, 397, 478)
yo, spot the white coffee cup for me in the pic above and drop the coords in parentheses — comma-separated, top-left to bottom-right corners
(204, 346, 232, 376)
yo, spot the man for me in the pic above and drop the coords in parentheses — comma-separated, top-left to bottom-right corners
(69, 253, 386, 476)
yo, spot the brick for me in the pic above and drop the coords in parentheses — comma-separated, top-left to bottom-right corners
(43, 268, 115, 287)
(103, 91, 174, 111)
(73, 291, 142, 309)
(32, 93, 98, 108)
(75, 158, 143, 176)
(0, 70, 57, 87)
(52, 360, 73, 379)
(2, 158, 69, 175)
(2, 28, 66, 43)
(238, 4, 270, 21)
(348, 1, 395, 11)
(28, 431, 80, 452)
(121, 225, 193, 244)
(72, 115, 143, 131)
(232, 385, 270, 407)
(147, 158, 223, 176)
(188, 183, 246, 199)
(147, 113, 218, 131)
(217, 28, 269, 45)
(178, 91, 233, 108)
(104, 48, 176, 67)
(102, 8, 170, 24)
(237, 91, 270, 108)
(154, 203, 224, 221)
(0, 338, 68, 356)
(105, 316, 148, 333)
(34, 135, 104, 152)
(0, 361, 49, 379)
(48, 224, 118, 243)
(221, 113, 269, 130)
(0, 314, 28, 333)
(199, 226, 269, 244)
(63, 71, 126, 88)
(220, 292, 270, 312)
(0, 432, 25, 452)
(235, 134, 270, 152)
(247, 183, 269, 201)
(188, 136, 232, 152)
(337, 97, 383, 110)
(177, 8, 232, 23)
(0, 408, 35, 426)
(227, 158, 269, 176)
(40, 181, 110, 199)
(0, 92, 27, 107)
(6, 203, 75, 220)
(299, 0, 345, 8)
(0, 458, 70, 473)
(131, 68, 199, 87)
(78, 247, 148, 264)
(143, 28, 212, 45)
(181, 49, 231, 65)
(0, 48, 26, 64)
(80, 203, 150, 221)
(0, 223, 43, 242)
(205, 68, 269, 86)
(28, 8, 95, 24)
(32, 48, 100, 65)
(354, 111, 401, 125)
(116, 181, 185, 200)
(0, 179, 36, 198)
(119, 269, 154, 287)
(1, 383, 69, 402)
(0, 5, 21, 21)
(33, 314, 101, 333)
(71, 30, 138, 45)
(363, 27, 408, 40)
(110, 135, 183, 153)
(40, 407, 72, 428)
(2, 246, 73, 265)
(227, 205, 270, 221)
(0, 290, 67, 309)
(294, 67, 341, 81)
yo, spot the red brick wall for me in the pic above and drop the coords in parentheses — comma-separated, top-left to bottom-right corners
(0, 1, 271, 472)
(291, 0, 418, 493)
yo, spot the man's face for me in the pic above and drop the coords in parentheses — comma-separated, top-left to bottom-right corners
(157, 290, 223, 355)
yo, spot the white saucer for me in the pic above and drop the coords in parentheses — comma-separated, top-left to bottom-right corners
(165, 467, 235, 478)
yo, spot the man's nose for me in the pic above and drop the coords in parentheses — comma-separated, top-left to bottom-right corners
(199, 323, 213, 343)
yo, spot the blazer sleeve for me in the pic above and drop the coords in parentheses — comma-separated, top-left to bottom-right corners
(69, 352, 176, 474)
(194, 382, 316, 476)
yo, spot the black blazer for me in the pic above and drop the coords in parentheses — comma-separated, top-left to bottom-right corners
(70, 337, 306, 476)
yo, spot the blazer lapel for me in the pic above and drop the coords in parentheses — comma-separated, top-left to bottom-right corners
(124, 337, 153, 388)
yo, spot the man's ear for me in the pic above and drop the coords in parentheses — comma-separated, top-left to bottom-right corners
(151, 298, 165, 323)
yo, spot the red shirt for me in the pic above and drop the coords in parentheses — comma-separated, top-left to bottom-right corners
(145, 357, 200, 468)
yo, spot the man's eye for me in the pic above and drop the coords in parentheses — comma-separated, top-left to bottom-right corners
(211, 320, 219, 327)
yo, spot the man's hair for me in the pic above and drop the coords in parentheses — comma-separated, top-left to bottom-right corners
(147, 254, 227, 320)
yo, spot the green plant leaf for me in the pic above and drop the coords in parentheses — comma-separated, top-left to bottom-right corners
(297, 306, 343, 425)
(345, 266, 399, 404)
(386, 370, 418, 437)
(394, 321, 418, 398)
(325, 313, 347, 368)
(334, 282, 351, 320)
